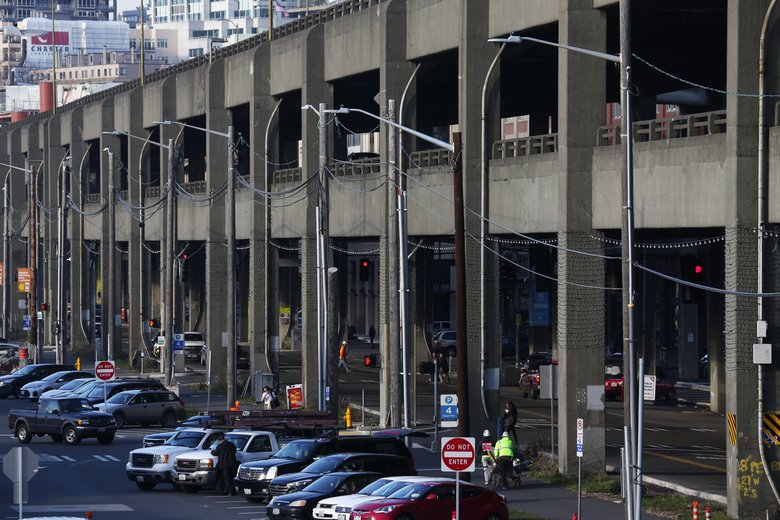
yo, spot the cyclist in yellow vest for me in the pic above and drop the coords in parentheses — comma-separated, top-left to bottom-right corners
(494, 431, 514, 489)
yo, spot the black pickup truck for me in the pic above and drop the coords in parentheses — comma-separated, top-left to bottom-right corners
(8, 396, 117, 445)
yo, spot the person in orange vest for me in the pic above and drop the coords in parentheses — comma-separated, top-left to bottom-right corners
(338, 340, 350, 373)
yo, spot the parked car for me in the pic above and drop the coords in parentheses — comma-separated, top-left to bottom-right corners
(268, 472, 382, 520)
(95, 389, 186, 428)
(312, 476, 449, 520)
(172, 431, 280, 492)
(40, 377, 96, 400)
(200, 344, 249, 369)
(0, 363, 76, 399)
(350, 480, 508, 520)
(66, 377, 165, 405)
(126, 428, 223, 490)
(142, 415, 215, 447)
(18, 370, 94, 400)
(8, 396, 116, 445)
(235, 435, 415, 502)
(267, 453, 416, 498)
(604, 370, 676, 402)
(432, 321, 452, 335)
(182, 332, 206, 361)
(432, 330, 456, 357)
(519, 353, 555, 399)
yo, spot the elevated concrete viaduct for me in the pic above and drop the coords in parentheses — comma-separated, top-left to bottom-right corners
(1, 0, 778, 515)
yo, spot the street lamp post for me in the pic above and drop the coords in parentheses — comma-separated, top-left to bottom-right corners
(154, 120, 235, 406)
(488, 28, 641, 518)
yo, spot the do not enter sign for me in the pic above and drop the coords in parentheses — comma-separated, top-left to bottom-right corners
(441, 436, 476, 472)
(95, 360, 116, 381)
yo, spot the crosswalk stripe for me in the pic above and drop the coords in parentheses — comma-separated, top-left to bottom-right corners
(40, 454, 62, 462)
(61, 456, 76, 462)
(93, 455, 108, 462)
(105, 455, 120, 462)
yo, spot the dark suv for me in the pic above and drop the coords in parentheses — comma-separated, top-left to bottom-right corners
(235, 436, 413, 502)
(0, 363, 76, 398)
(267, 452, 415, 497)
(66, 378, 165, 405)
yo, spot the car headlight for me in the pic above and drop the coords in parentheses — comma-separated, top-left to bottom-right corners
(335, 506, 351, 513)
(198, 458, 214, 470)
(289, 500, 308, 507)
(76, 419, 89, 426)
(289, 479, 312, 490)
(0, 381, 6, 387)
(266, 467, 277, 479)
(154, 454, 169, 464)
(374, 505, 398, 513)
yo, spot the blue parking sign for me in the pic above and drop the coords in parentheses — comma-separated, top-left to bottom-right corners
(173, 334, 185, 352)
(22, 315, 31, 331)
(440, 394, 458, 427)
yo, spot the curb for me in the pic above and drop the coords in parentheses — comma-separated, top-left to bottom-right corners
(606, 464, 727, 505)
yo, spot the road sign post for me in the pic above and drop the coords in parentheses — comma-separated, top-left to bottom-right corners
(22, 315, 31, 331)
(441, 437, 475, 520)
(576, 418, 584, 519)
(173, 333, 184, 352)
(440, 394, 458, 428)
(3, 446, 39, 520)
(95, 360, 116, 411)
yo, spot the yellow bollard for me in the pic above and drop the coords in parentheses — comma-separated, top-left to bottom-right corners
(75, 357, 81, 371)
(345, 407, 352, 428)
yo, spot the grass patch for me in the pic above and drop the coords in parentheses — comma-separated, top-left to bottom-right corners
(507, 509, 547, 520)
(522, 438, 725, 519)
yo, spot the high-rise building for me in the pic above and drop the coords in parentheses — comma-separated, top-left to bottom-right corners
(0, 0, 113, 22)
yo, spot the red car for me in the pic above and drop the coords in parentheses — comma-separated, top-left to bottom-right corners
(604, 372, 676, 402)
(350, 480, 508, 520)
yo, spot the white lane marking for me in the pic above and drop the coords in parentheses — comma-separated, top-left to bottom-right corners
(646, 428, 669, 432)
(691, 428, 715, 433)
(105, 455, 120, 462)
(61, 456, 76, 462)
(10, 504, 134, 513)
(93, 455, 109, 462)
(40, 454, 62, 462)
(692, 445, 721, 451)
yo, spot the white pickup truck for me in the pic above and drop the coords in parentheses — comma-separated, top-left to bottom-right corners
(126, 428, 224, 490)
(171, 430, 280, 492)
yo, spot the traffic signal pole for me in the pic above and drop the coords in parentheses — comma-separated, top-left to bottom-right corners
(106, 150, 115, 361)
(29, 162, 39, 362)
(164, 138, 174, 387)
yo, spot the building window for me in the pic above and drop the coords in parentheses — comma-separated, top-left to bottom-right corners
(189, 48, 203, 58)
(119, 67, 126, 76)
(156, 38, 167, 48)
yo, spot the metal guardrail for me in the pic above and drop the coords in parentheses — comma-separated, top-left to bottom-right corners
(492, 133, 558, 159)
(597, 110, 727, 146)
(119, 190, 128, 200)
(273, 167, 302, 184)
(85, 193, 101, 204)
(4, 0, 388, 132)
(182, 180, 207, 194)
(408, 149, 452, 168)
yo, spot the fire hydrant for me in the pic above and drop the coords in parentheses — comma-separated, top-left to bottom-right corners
(75, 357, 81, 371)
(344, 407, 352, 428)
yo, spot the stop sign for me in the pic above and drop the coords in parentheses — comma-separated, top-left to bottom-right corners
(95, 360, 116, 381)
(440, 436, 476, 472)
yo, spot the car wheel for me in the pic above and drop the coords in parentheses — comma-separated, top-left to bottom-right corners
(16, 424, 31, 444)
(136, 481, 156, 491)
(113, 412, 126, 429)
(97, 433, 115, 444)
(161, 411, 176, 428)
(396, 514, 414, 520)
(51, 434, 63, 443)
(63, 426, 80, 445)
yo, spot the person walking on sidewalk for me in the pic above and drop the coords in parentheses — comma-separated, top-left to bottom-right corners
(338, 340, 351, 372)
(503, 400, 518, 445)
(368, 325, 376, 347)
(494, 431, 514, 489)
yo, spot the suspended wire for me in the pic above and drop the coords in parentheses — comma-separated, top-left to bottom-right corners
(635, 262, 780, 298)
(333, 115, 380, 136)
(174, 180, 228, 202)
(270, 240, 301, 251)
(235, 135, 302, 169)
(142, 242, 161, 254)
(330, 244, 381, 255)
(68, 197, 107, 217)
(235, 168, 320, 198)
(326, 168, 387, 194)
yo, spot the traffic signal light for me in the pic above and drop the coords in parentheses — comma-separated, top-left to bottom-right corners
(359, 258, 371, 282)
(148, 318, 160, 329)
(40, 302, 48, 312)
(121, 307, 127, 322)
(364, 354, 380, 368)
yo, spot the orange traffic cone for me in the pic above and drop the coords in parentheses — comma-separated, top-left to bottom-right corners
(572, 514, 578, 520)
(693, 501, 699, 520)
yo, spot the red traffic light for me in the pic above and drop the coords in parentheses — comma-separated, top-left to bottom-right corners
(148, 318, 159, 329)
(694, 265, 703, 274)
(364, 354, 380, 367)
(362, 260, 368, 267)
(364, 355, 372, 366)
(40, 303, 48, 312)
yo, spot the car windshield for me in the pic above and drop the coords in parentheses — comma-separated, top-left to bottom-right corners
(72, 381, 99, 396)
(12, 364, 38, 376)
(107, 391, 136, 404)
(225, 434, 250, 451)
(386, 483, 435, 500)
(370, 480, 415, 496)
(42, 371, 70, 382)
(357, 478, 393, 495)
(184, 333, 204, 342)
(303, 456, 345, 474)
(166, 431, 206, 447)
(59, 398, 95, 412)
(57, 379, 93, 391)
(301, 474, 343, 493)
(273, 441, 315, 461)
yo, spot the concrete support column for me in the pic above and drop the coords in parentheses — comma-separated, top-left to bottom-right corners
(300, 24, 332, 409)
(44, 118, 63, 349)
(67, 110, 90, 355)
(98, 101, 118, 360)
(248, 42, 277, 382)
(205, 60, 231, 395)
(556, 1, 606, 475)
(126, 87, 145, 367)
(722, 1, 778, 515)
(457, 0, 503, 436)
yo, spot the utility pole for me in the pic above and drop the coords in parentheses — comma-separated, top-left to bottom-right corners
(29, 163, 38, 361)
(2, 171, 9, 339)
(317, 103, 328, 411)
(226, 125, 236, 408)
(268, 0, 274, 39)
(56, 158, 68, 364)
(452, 133, 470, 444)
(164, 138, 174, 387)
(386, 99, 400, 427)
(106, 150, 115, 361)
